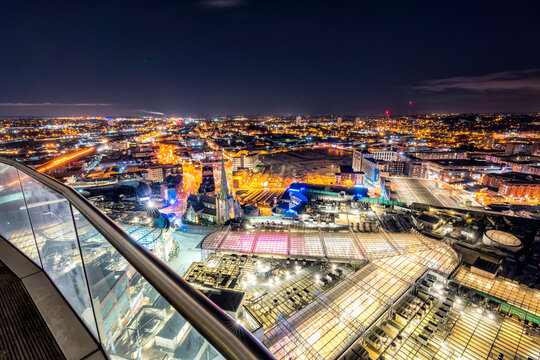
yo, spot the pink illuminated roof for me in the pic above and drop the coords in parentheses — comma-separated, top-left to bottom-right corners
(253, 232, 288, 255)
(220, 232, 256, 253)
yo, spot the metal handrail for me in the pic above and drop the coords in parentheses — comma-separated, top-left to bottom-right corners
(0, 157, 276, 360)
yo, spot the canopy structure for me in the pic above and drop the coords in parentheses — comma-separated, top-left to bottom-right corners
(202, 226, 460, 360)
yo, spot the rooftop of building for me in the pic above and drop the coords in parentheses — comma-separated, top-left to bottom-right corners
(337, 165, 364, 174)
(415, 213, 442, 224)
(148, 164, 180, 169)
(471, 257, 500, 274)
(427, 159, 496, 167)
(408, 149, 466, 154)
(288, 182, 369, 198)
(491, 154, 540, 162)
(485, 230, 522, 247)
(485, 171, 540, 184)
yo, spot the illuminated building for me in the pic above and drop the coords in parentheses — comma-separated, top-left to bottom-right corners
(109, 141, 130, 151)
(198, 165, 216, 195)
(381, 160, 407, 176)
(426, 159, 501, 180)
(2, 114, 540, 360)
(147, 165, 182, 183)
(409, 151, 468, 160)
(148, 166, 166, 182)
(352, 149, 364, 172)
(482, 230, 523, 252)
(185, 194, 218, 224)
(408, 161, 428, 178)
(505, 142, 535, 155)
(361, 155, 407, 186)
(334, 165, 365, 186)
(200, 222, 461, 360)
(482, 172, 540, 201)
(181, 136, 205, 148)
(232, 153, 260, 171)
(361, 155, 381, 186)
(486, 154, 540, 176)
(187, 156, 240, 224)
(500, 181, 540, 201)
(373, 149, 398, 161)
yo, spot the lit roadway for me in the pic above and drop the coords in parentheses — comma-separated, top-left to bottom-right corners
(137, 131, 163, 143)
(159, 167, 200, 217)
(6, 147, 95, 187)
(36, 147, 95, 173)
(155, 142, 203, 217)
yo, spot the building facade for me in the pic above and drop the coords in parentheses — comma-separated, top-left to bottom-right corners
(409, 161, 428, 178)
(334, 165, 365, 186)
(373, 150, 398, 162)
(352, 150, 363, 172)
(409, 151, 468, 161)
(231, 153, 260, 171)
(147, 165, 182, 183)
(482, 172, 540, 201)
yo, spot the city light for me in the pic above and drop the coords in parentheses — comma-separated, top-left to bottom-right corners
(2, 3, 540, 360)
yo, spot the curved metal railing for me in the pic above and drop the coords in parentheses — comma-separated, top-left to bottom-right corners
(0, 157, 275, 360)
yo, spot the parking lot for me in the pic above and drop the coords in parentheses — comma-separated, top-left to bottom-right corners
(390, 178, 463, 208)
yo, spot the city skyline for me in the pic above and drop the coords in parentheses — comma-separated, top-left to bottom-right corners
(0, 113, 539, 360)
(1, 1, 539, 360)
(2, 1, 540, 116)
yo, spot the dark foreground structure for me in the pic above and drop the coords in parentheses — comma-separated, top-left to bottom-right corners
(0, 157, 275, 360)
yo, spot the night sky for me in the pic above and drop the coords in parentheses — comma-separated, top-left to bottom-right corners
(2, 1, 540, 116)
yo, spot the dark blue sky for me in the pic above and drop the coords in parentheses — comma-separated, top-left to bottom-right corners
(1, 0, 540, 116)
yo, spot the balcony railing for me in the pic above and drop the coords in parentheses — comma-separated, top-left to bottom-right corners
(0, 157, 275, 360)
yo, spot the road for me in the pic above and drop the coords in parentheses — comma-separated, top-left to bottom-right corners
(7, 147, 95, 186)
(155, 143, 201, 217)
(36, 147, 95, 173)
(159, 169, 200, 217)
